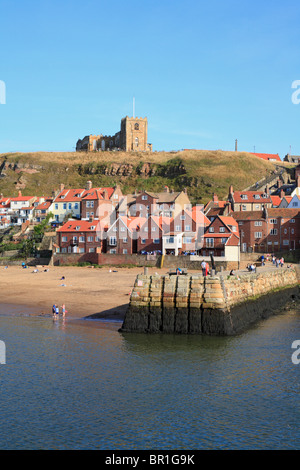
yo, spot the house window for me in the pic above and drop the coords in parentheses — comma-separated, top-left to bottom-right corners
(79, 236, 85, 242)
(254, 232, 262, 238)
(221, 238, 227, 244)
(241, 194, 248, 200)
(183, 237, 192, 244)
(120, 226, 125, 232)
(123, 249, 128, 254)
(154, 238, 160, 244)
(63, 203, 67, 210)
(270, 229, 277, 235)
(142, 195, 147, 200)
(110, 249, 116, 254)
(123, 238, 128, 243)
(242, 205, 247, 211)
(89, 247, 95, 253)
(209, 227, 214, 233)
(206, 238, 214, 248)
(62, 236, 67, 242)
(87, 236, 94, 242)
(185, 225, 191, 231)
(284, 229, 287, 234)
(283, 240, 289, 245)
(219, 227, 225, 233)
(68, 203, 72, 210)
(61, 247, 67, 253)
(109, 237, 117, 245)
(291, 228, 294, 234)
(73, 236, 78, 243)
(55, 204, 58, 210)
(78, 248, 85, 253)
(175, 225, 180, 232)
(254, 221, 262, 226)
(270, 219, 277, 224)
(141, 238, 146, 244)
(151, 227, 156, 232)
(291, 219, 295, 223)
(74, 203, 79, 210)
(180, 215, 185, 220)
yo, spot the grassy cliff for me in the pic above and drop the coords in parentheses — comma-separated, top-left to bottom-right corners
(0, 149, 289, 204)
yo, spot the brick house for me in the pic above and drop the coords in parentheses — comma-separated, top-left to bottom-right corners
(127, 187, 191, 219)
(231, 208, 300, 253)
(162, 206, 209, 255)
(200, 215, 240, 258)
(56, 219, 106, 254)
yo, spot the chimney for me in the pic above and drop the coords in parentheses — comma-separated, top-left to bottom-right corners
(297, 175, 300, 188)
(213, 193, 218, 203)
(235, 139, 238, 152)
(59, 184, 64, 192)
(277, 178, 281, 188)
(164, 186, 169, 193)
(18, 190, 22, 197)
(184, 188, 187, 194)
(229, 185, 233, 195)
(280, 188, 284, 199)
(86, 180, 92, 191)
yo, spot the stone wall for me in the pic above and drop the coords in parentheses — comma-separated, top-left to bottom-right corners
(121, 267, 300, 336)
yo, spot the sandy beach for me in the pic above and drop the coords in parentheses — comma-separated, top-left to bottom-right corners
(0, 262, 295, 323)
(0, 264, 164, 321)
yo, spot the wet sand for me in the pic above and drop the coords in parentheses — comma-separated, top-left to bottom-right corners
(0, 265, 163, 321)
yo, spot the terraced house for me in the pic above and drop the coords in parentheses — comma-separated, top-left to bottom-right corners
(232, 208, 300, 253)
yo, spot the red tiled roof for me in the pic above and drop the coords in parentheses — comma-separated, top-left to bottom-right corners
(232, 191, 272, 203)
(270, 195, 282, 207)
(57, 219, 100, 232)
(251, 152, 281, 162)
(10, 196, 35, 201)
(35, 201, 52, 210)
(225, 233, 240, 246)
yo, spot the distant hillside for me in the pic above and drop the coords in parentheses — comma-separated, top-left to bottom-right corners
(0, 149, 292, 205)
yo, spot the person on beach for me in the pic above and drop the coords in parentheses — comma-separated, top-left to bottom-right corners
(55, 305, 59, 316)
(61, 304, 67, 317)
(280, 257, 284, 267)
(201, 260, 207, 276)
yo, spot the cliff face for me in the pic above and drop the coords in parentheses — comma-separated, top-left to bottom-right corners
(0, 149, 283, 203)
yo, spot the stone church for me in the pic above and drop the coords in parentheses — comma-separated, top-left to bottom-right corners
(76, 116, 152, 152)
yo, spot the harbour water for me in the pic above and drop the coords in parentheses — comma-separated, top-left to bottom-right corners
(0, 303, 300, 450)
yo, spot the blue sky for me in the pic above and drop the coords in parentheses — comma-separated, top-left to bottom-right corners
(1, 0, 300, 158)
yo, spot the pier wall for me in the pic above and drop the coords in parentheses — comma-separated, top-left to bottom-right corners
(121, 267, 300, 336)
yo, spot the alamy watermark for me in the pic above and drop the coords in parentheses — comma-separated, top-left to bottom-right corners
(291, 340, 300, 365)
(0, 80, 6, 104)
(291, 80, 300, 104)
(0, 340, 6, 364)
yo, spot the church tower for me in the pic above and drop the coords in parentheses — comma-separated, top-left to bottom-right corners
(120, 116, 151, 152)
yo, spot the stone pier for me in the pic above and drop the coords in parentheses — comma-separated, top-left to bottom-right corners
(121, 267, 300, 335)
